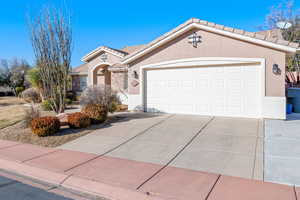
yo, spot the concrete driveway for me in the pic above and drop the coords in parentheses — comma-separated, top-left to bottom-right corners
(60, 112, 263, 180)
(265, 113, 300, 186)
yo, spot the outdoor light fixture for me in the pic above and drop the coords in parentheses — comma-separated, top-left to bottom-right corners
(273, 64, 281, 75)
(132, 70, 138, 79)
(188, 32, 202, 48)
(100, 53, 108, 62)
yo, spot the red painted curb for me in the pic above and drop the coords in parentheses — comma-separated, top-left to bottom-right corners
(0, 158, 68, 185)
(62, 175, 165, 200)
(0, 157, 165, 200)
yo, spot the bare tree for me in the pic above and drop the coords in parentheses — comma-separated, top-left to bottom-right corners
(263, 1, 300, 66)
(262, 1, 300, 85)
(29, 7, 72, 113)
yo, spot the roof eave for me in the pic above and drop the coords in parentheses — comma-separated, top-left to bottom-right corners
(70, 72, 88, 75)
(82, 46, 126, 62)
(122, 22, 298, 64)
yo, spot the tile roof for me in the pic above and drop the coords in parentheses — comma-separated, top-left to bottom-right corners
(71, 63, 88, 74)
(82, 46, 128, 62)
(122, 18, 299, 63)
(121, 44, 146, 54)
(256, 29, 284, 41)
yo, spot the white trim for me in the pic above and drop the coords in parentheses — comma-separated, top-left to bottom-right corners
(128, 94, 142, 111)
(139, 57, 266, 118)
(82, 47, 125, 62)
(122, 23, 297, 64)
(70, 72, 88, 75)
(262, 97, 286, 119)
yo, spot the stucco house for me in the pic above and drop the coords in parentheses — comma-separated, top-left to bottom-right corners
(71, 18, 300, 119)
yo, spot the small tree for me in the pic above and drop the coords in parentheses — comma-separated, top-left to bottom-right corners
(29, 7, 72, 113)
(0, 58, 30, 95)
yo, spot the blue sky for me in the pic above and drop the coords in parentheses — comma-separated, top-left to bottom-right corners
(0, 0, 299, 67)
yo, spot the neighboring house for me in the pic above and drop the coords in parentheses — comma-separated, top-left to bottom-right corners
(71, 18, 300, 119)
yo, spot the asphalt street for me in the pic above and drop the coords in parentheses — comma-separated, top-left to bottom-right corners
(0, 175, 73, 200)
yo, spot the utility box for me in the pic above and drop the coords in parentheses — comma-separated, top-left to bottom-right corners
(287, 88, 300, 113)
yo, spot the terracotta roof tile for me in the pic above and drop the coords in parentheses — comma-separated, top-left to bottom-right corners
(254, 33, 266, 40)
(215, 24, 225, 30)
(121, 44, 146, 54)
(233, 29, 244, 35)
(223, 27, 234, 32)
(72, 63, 88, 74)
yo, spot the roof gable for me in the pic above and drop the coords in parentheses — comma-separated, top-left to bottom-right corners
(122, 18, 299, 64)
(82, 46, 127, 62)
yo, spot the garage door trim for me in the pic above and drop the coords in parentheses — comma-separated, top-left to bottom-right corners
(140, 57, 266, 117)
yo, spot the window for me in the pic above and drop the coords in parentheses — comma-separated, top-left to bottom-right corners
(79, 76, 87, 91)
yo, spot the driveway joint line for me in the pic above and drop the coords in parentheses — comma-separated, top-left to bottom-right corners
(205, 174, 221, 200)
(262, 119, 265, 181)
(59, 174, 73, 185)
(251, 120, 260, 179)
(21, 149, 61, 163)
(63, 114, 176, 172)
(294, 185, 298, 200)
(136, 116, 215, 190)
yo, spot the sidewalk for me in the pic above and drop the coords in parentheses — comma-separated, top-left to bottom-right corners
(0, 139, 297, 200)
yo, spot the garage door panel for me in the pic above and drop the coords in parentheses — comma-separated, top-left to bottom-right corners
(145, 65, 261, 118)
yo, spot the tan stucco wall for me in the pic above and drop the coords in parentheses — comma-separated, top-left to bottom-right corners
(111, 72, 128, 92)
(128, 28, 286, 97)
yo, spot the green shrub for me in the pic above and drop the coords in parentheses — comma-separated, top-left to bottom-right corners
(41, 99, 53, 111)
(108, 101, 118, 113)
(31, 116, 60, 136)
(82, 104, 107, 124)
(15, 86, 25, 96)
(65, 98, 72, 105)
(67, 112, 91, 129)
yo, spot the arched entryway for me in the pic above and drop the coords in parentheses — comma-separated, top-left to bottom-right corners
(88, 63, 112, 89)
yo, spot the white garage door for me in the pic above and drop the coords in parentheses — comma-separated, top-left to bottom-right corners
(145, 65, 262, 118)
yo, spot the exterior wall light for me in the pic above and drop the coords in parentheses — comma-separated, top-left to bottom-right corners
(132, 70, 139, 79)
(272, 64, 281, 75)
(188, 32, 202, 48)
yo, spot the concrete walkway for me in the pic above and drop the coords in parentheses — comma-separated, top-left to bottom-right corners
(0, 140, 297, 200)
(265, 113, 300, 186)
(60, 112, 263, 180)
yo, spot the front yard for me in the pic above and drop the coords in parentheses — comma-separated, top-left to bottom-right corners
(0, 96, 117, 147)
(0, 97, 26, 129)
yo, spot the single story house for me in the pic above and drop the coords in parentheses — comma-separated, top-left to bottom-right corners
(71, 18, 300, 119)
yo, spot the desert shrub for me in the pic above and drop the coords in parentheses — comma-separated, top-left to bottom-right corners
(15, 86, 25, 96)
(41, 99, 54, 111)
(67, 112, 91, 128)
(21, 88, 41, 103)
(31, 116, 60, 136)
(82, 104, 108, 124)
(80, 86, 114, 108)
(24, 103, 41, 127)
